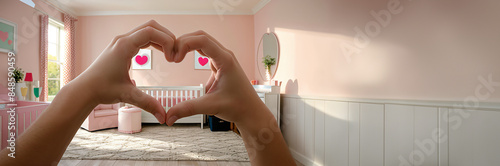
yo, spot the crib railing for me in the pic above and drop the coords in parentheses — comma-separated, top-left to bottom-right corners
(136, 84, 205, 128)
(137, 84, 204, 109)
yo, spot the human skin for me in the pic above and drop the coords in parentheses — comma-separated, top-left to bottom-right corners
(0, 20, 294, 166)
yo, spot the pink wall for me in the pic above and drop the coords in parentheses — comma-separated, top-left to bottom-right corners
(0, 0, 64, 87)
(254, 0, 500, 102)
(76, 15, 255, 86)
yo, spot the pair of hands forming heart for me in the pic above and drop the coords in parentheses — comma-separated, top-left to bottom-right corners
(0, 20, 294, 166)
(75, 20, 266, 128)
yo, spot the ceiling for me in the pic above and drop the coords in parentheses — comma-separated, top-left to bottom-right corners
(45, 0, 270, 16)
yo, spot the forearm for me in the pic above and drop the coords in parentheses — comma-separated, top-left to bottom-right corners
(236, 104, 295, 166)
(0, 79, 97, 165)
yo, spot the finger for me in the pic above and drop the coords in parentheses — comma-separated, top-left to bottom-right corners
(120, 26, 175, 61)
(173, 31, 231, 63)
(119, 20, 175, 44)
(140, 42, 163, 51)
(205, 72, 216, 93)
(177, 30, 227, 52)
(174, 34, 232, 67)
(165, 95, 220, 126)
(121, 86, 166, 124)
(110, 20, 176, 60)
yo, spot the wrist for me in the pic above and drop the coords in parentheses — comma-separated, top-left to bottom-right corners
(235, 102, 278, 134)
(55, 78, 99, 115)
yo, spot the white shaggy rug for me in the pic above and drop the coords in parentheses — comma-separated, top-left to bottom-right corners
(62, 124, 249, 161)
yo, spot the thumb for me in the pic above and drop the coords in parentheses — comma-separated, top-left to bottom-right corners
(121, 87, 166, 124)
(165, 94, 219, 126)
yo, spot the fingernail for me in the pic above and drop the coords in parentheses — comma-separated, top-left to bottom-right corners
(155, 113, 165, 124)
(167, 116, 178, 126)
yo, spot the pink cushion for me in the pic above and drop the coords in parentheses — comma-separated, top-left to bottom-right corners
(119, 107, 142, 113)
(112, 103, 120, 109)
(96, 104, 114, 110)
(94, 105, 102, 110)
(95, 109, 118, 117)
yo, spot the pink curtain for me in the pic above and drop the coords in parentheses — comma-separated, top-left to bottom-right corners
(62, 14, 77, 85)
(39, 15, 49, 102)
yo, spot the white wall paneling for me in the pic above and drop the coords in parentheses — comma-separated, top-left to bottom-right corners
(280, 95, 500, 166)
(324, 101, 349, 166)
(289, 98, 299, 152)
(296, 99, 306, 155)
(385, 104, 414, 166)
(281, 97, 291, 145)
(348, 103, 360, 166)
(314, 100, 325, 166)
(449, 109, 500, 166)
(359, 103, 385, 166)
(304, 99, 316, 160)
(438, 108, 449, 166)
(413, 106, 438, 166)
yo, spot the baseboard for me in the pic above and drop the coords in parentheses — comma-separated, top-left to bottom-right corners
(290, 148, 317, 166)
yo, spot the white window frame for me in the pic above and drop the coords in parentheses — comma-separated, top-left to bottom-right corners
(48, 18, 64, 101)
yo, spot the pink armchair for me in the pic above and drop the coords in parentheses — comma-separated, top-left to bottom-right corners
(81, 103, 120, 131)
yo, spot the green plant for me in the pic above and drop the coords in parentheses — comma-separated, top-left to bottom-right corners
(262, 55, 276, 71)
(13, 67, 25, 83)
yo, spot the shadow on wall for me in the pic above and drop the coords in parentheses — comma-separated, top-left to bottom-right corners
(285, 79, 299, 95)
(280, 94, 353, 166)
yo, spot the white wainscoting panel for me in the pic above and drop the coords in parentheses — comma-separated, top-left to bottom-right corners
(304, 99, 316, 160)
(324, 101, 349, 166)
(414, 106, 438, 166)
(289, 98, 299, 152)
(449, 109, 500, 166)
(281, 98, 292, 146)
(438, 108, 449, 166)
(385, 104, 414, 166)
(359, 103, 385, 166)
(280, 95, 500, 166)
(314, 100, 325, 166)
(348, 103, 360, 166)
(296, 99, 306, 155)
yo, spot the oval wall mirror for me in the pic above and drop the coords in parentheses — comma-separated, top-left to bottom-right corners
(256, 32, 280, 82)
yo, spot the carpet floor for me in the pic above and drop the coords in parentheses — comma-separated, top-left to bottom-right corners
(62, 124, 249, 161)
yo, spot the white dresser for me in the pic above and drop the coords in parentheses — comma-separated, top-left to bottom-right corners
(253, 85, 281, 128)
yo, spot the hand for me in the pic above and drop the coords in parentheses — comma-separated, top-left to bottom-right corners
(165, 31, 272, 127)
(73, 20, 176, 124)
(165, 31, 294, 165)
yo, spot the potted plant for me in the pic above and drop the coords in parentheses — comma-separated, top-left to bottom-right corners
(262, 55, 276, 81)
(13, 67, 24, 83)
(13, 68, 26, 100)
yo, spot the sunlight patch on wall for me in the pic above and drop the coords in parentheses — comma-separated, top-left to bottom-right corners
(273, 27, 398, 96)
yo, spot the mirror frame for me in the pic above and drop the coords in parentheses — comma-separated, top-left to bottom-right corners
(256, 32, 280, 82)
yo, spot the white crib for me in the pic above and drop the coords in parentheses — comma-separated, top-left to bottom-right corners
(136, 84, 205, 128)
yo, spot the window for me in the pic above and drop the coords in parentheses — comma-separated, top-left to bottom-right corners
(48, 19, 64, 101)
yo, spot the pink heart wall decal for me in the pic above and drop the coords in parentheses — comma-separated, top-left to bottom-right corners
(0, 30, 8, 42)
(135, 55, 149, 65)
(8, 40, 12, 45)
(198, 57, 209, 66)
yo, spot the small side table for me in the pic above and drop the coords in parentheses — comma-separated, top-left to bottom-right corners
(118, 106, 142, 134)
